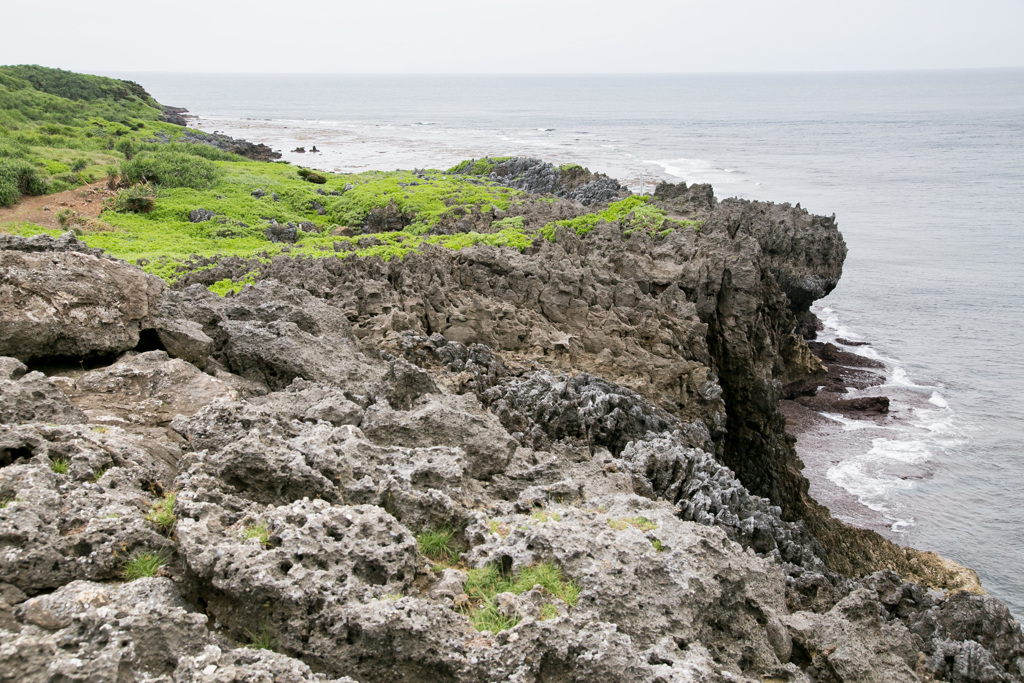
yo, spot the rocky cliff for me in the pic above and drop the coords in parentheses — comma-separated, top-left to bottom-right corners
(1, 182, 1021, 682)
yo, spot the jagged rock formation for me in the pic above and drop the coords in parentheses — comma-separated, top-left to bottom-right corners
(453, 157, 627, 205)
(1, 183, 1022, 682)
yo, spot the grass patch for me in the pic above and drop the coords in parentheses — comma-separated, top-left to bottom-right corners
(651, 538, 665, 552)
(144, 491, 176, 535)
(90, 467, 109, 483)
(540, 195, 700, 241)
(530, 509, 561, 523)
(488, 520, 511, 537)
(417, 528, 459, 566)
(461, 562, 579, 633)
(242, 521, 271, 548)
(0, 496, 13, 509)
(122, 549, 169, 581)
(49, 456, 69, 474)
(607, 516, 657, 532)
(244, 621, 275, 650)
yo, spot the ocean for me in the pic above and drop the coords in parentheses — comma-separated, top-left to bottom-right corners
(112, 70, 1024, 617)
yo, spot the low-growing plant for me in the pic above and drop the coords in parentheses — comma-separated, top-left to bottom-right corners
(608, 516, 657, 532)
(530, 509, 562, 523)
(0, 158, 48, 206)
(244, 622, 275, 650)
(145, 491, 176, 534)
(50, 456, 70, 474)
(122, 549, 169, 581)
(91, 466, 109, 483)
(416, 528, 459, 566)
(651, 538, 665, 552)
(242, 521, 271, 548)
(461, 562, 579, 633)
(0, 496, 14, 509)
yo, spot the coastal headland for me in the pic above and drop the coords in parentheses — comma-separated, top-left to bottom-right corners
(1, 66, 1021, 682)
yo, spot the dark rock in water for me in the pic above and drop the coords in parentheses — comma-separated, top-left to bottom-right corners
(177, 129, 281, 161)
(837, 396, 890, 413)
(265, 219, 298, 243)
(188, 208, 215, 223)
(159, 105, 188, 126)
(293, 146, 306, 153)
(836, 337, 870, 347)
(310, 145, 319, 153)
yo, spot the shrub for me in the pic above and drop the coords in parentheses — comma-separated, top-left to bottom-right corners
(70, 158, 88, 172)
(122, 549, 169, 581)
(120, 150, 220, 189)
(297, 168, 326, 184)
(110, 185, 155, 213)
(0, 159, 48, 206)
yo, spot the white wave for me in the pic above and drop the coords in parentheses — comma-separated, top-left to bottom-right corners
(826, 461, 913, 512)
(818, 412, 890, 431)
(537, 128, 554, 132)
(866, 438, 932, 464)
(929, 392, 949, 408)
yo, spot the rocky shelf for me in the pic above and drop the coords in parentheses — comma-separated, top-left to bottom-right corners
(1, 179, 1022, 683)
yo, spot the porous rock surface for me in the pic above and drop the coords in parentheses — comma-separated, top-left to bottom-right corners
(1, 178, 1022, 683)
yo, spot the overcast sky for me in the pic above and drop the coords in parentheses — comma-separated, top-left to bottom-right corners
(4, 0, 1024, 74)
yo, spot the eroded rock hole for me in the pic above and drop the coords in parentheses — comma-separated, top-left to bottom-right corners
(0, 446, 34, 467)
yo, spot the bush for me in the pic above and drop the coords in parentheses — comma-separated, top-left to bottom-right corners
(120, 150, 220, 189)
(0, 159, 48, 206)
(297, 168, 326, 184)
(110, 185, 155, 213)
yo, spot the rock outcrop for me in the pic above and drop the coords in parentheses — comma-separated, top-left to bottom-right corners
(1, 176, 1021, 683)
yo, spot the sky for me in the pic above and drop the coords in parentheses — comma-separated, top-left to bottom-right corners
(4, 0, 1024, 74)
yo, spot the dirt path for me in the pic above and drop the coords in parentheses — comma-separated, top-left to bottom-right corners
(0, 180, 117, 232)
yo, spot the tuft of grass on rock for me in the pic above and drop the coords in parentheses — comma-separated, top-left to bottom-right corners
(242, 521, 271, 548)
(244, 622, 275, 650)
(461, 562, 579, 633)
(122, 550, 169, 581)
(608, 516, 657, 533)
(417, 528, 459, 566)
(145, 491, 176, 535)
(49, 456, 70, 474)
(0, 496, 14, 509)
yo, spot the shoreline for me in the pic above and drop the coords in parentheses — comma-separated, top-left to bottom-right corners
(184, 110, 940, 550)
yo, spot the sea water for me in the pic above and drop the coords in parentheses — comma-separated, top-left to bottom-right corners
(113, 70, 1024, 617)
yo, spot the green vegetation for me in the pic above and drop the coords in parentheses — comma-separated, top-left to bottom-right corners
(242, 522, 271, 548)
(530, 509, 562, 523)
(0, 496, 13, 509)
(417, 528, 459, 566)
(540, 195, 700, 241)
(1, 67, 693, 290)
(462, 562, 579, 633)
(651, 538, 665, 552)
(447, 156, 512, 175)
(122, 549, 169, 581)
(49, 456, 70, 474)
(145, 492, 176, 535)
(607, 516, 658, 532)
(108, 184, 155, 213)
(91, 466, 109, 483)
(244, 622, 275, 650)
